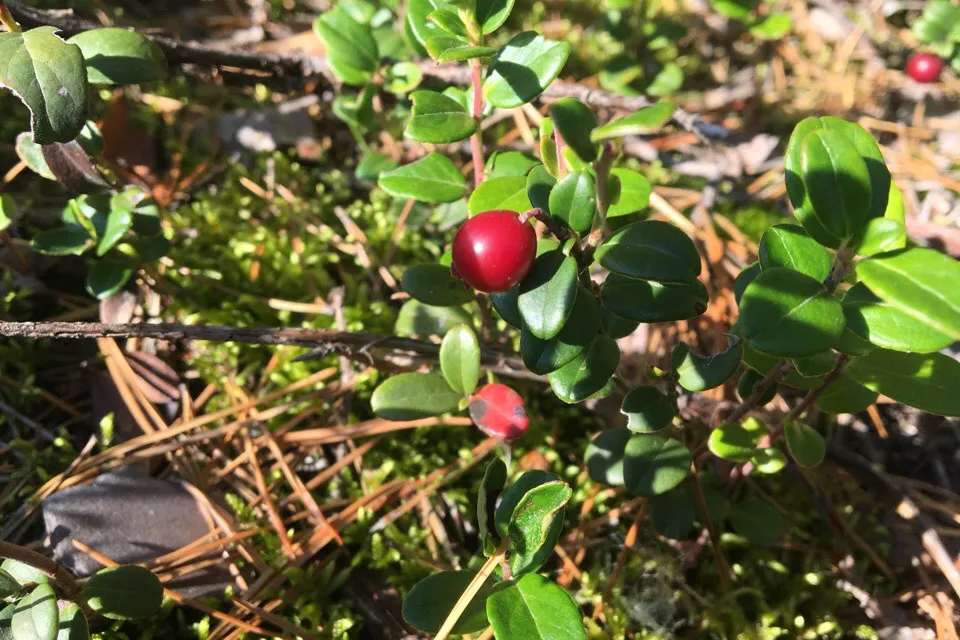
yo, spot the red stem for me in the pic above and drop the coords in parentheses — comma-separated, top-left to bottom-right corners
(470, 59, 485, 187)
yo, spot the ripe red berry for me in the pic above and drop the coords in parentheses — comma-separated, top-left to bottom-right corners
(906, 53, 943, 83)
(451, 210, 537, 293)
(469, 384, 529, 440)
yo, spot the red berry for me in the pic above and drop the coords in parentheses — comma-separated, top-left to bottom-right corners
(451, 210, 537, 293)
(469, 384, 529, 440)
(906, 53, 943, 83)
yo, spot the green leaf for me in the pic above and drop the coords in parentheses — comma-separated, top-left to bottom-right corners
(0, 27, 88, 145)
(792, 350, 837, 378)
(601, 274, 708, 323)
(12, 584, 58, 640)
(520, 286, 599, 375)
(843, 282, 953, 353)
(548, 99, 598, 164)
(0, 560, 48, 588)
(646, 63, 683, 97)
(730, 498, 781, 545)
(486, 574, 586, 640)
(476, 0, 516, 34)
(783, 420, 824, 467)
(751, 447, 787, 474)
(355, 152, 398, 182)
(384, 61, 422, 94)
(15, 133, 55, 181)
(606, 168, 651, 218)
(314, 10, 378, 86)
(508, 481, 572, 558)
(671, 335, 743, 392)
(738, 268, 844, 357)
(402, 571, 496, 635)
(734, 261, 761, 305)
(596, 220, 701, 284)
(478, 459, 508, 551)
(395, 300, 473, 337)
(56, 605, 89, 640)
(623, 434, 691, 496)
(737, 368, 778, 405)
(0, 603, 13, 640)
(851, 217, 906, 258)
(484, 32, 571, 109)
(405, 90, 475, 144)
(815, 376, 878, 414)
(406, 0, 445, 47)
(440, 324, 480, 394)
(86, 258, 132, 300)
(913, 0, 960, 45)
(487, 151, 539, 178)
(333, 88, 374, 128)
(585, 428, 631, 485)
(468, 176, 532, 216)
(758, 224, 831, 281)
(649, 482, 697, 539)
(427, 9, 468, 37)
(798, 128, 873, 245)
(548, 171, 596, 233)
(707, 423, 756, 462)
(371, 372, 462, 420)
(539, 118, 559, 177)
(710, 0, 755, 20)
(525, 164, 556, 216)
(67, 28, 165, 85)
(548, 334, 620, 403)
(426, 36, 496, 62)
(590, 102, 676, 142)
(490, 286, 522, 327)
(599, 305, 639, 338)
(134, 235, 171, 262)
(0, 195, 15, 232)
(620, 385, 675, 433)
(748, 13, 792, 40)
(856, 247, 960, 341)
(96, 208, 133, 257)
(77, 120, 104, 156)
(379, 153, 468, 203)
(31, 227, 92, 256)
(846, 349, 960, 416)
(518, 250, 578, 340)
(0, 569, 19, 599)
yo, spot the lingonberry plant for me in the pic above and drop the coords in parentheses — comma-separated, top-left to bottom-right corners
(0, 540, 163, 640)
(316, 0, 960, 636)
(911, 0, 960, 75)
(0, 3, 170, 299)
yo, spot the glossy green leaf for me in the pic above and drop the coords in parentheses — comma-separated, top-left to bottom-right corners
(748, 13, 792, 40)
(402, 571, 496, 635)
(490, 286, 522, 327)
(384, 61, 422, 94)
(0, 560, 48, 587)
(355, 152, 398, 182)
(526, 164, 556, 214)
(548, 334, 620, 403)
(606, 168, 651, 218)
(493, 470, 555, 533)
(590, 102, 676, 141)
(96, 208, 133, 257)
(751, 447, 787, 474)
(379, 152, 468, 203)
(733, 261, 761, 305)
(846, 349, 960, 416)
(468, 176, 532, 216)
(12, 584, 58, 640)
(843, 282, 953, 353)
(548, 171, 596, 233)
(737, 368, 778, 405)
(56, 604, 89, 640)
(851, 217, 906, 257)
(819, 117, 890, 222)
(599, 305, 639, 338)
(440, 324, 480, 394)
(539, 118, 559, 177)
(314, 10, 378, 85)
(0, 27, 88, 145)
(426, 36, 496, 62)
(815, 376, 878, 414)
(596, 221, 701, 283)
(15, 133, 55, 181)
(646, 63, 683, 97)
(738, 268, 844, 357)
(758, 224, 830, 281)
(518, 250, 578, 339)
(792, 350, 838, 378)
(427, 9, 467, 37)
(623, 434, 691, 496)
(395, 300, 473, 337)
(476, 0, 516, 33)
(856, 247, 960, 341)
(913, 0, 960, 45)
(708, 423, 755, 462)
(406, 0, 445, 47)
(671, 335, 743, 392)
(402, 264, 475, 306)
(486, 574, 586, 640)
(784, 420, 824, 467)
(487, 151, 539, 178)
(730, 498, 781, 545)
(620, 385, 675, 433)
(710, 0, 755, 20)
(548, 99, 598, 164)
(508, 481, 571, 558)
(601, 274, 708, 323)
(521, 287, 599, 374)
(30, 227, 91, 256)
(86, 258, 132, 300)
(371, 372, 461, 420)
(405, 91, 475, 143)
(649, 482, 696, 539)
(67, 28, 165, 85)
(585, 428, 631, 486)
(0, 569, 18, 599)
(484, 32, 571, 109)
(478, 459, 507, 551)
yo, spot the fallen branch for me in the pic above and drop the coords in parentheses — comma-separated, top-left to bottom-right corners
(6, 2, 730, 141)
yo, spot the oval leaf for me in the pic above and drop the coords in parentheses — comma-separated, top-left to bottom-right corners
(606, 168, 651, 218)
(596, 220, 701, 284)
(585, 428, 631, 486)
(56, 604, 89, 640)
(649, 481, 697, 539)
(548, 334, 620, 404)
(591, 102, 676, 141)
(843, 282, 953, 353)
(405, 90, 476, 144)
(671, 335, 743, 392)
(486, 574, 586, 640)
(784, 420, 825, 467)
(86, 258, 133, 300)
(815, 376, 878, 414)
(484, 32, 571, 109)
(314, 9, 378, 85)
(379, 152, 468, 203)
(468, 175, 532, 216)
(548, 98, 598, 164)
(402, 571, 496, 635)
(758, 224, 831, 281)
(12, 584, 58, 640)
(476, 0, 516, 33)
(440, 324, 480, 394)
(477, 459, 508, 551)
(599, 304, 639, 338)
(846, 348, 960, 416)
(517, 250, 578, 340)
(601, 274, 708, 323)
(708, 423, 756, 462)
(520, 286, 599, 374)
(508, 481, 572, 558)
(799, 128, 872, 243)
(623, 434, 691, 496)
(402, 264, 475, 306)
(371, 372, 461, 420)
(548, 171, 596, 233)
(84, 565, 163, 620)
(395, 300, 473, 337)
(751, 447, 787, 474)
(96, 208, 133, 257)
(490, 286, 522, 327)
(494, 470, 557, 536)
(426, 36, 496, 62)
(526, 164, 556, 214)
(67, 28, 166, 85)
(620, 385, 675, 433)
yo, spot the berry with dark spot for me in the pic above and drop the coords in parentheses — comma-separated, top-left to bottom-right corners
(469, 384, 529, 440)
(451, 210, 537, 293)
(906, 53, 943, 83)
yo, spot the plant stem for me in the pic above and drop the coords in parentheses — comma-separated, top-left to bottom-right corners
(690, 463, 732, 590)
(469, 58, 485, 188)
(0, 2, 19, 31)
(583, 144, 617, 258)
(760, 354, 850, 446)
(435, 540, 508, 640)
(0, 540, 87, 608)
(723, 360, 791, 425)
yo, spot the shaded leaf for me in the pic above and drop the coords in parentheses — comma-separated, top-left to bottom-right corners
(314, 9, 378, 85)
(846, 348, 960, 416)
(843, 282, 953, 353)
(477, 459, 507, 551)
(730, 498, 782, 545)
(405, 90, 475, 144)
(371, 372, 461, 420)
(67, 28, 166, 85)
(606, 168, 651, 218)
(402, 571, 496, 635)
(596, 220, 701, 284)
(517, 250, 578, 340)
(621, 385, 675, 433)
(548, 98, 598, 164)
(585, 428, 631, 485)
(548, 171, 595, 233)
(12, 584, 58, 640)
(548, 334, 620, 403)
(671, 335, 743, 392)
(623, 434, 691, 496)
(758, 223, 830, 281)
(601, 274, 708, 323)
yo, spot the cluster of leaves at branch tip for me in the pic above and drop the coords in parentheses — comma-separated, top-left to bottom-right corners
(0, 557, 163, 640)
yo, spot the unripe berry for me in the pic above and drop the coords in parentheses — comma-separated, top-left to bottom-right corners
(451, 210, 537, 293)
(906, 53, 943, 83)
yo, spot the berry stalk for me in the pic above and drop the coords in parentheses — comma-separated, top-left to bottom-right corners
(470, 58, 485, 187)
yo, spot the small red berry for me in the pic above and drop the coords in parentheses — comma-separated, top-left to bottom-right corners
(451, 210, 537, 293)
(906, 53, 943, 83)
(469, 384, 529, 440)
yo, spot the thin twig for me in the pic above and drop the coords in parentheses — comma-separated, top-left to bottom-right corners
(722, 361, 791, 425)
